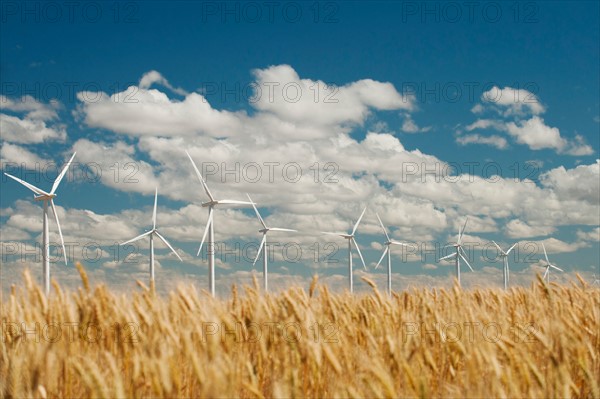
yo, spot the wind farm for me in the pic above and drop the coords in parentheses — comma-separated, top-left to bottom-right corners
(2, 2, 599, 397)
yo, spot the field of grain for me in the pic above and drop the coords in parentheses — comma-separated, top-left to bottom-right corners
(1, 263, 599, 398)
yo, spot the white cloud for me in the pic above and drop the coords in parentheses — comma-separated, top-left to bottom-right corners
(0, 114, 66, 144)
(504, 219, 556, 238)
(576, 227, 600, 242)
(456, 133, 508, 149)
(1, 143, 48, 166)
(400, 114, 431, 133)
(139, 70, 189, 96)
(539, 160, 599, 203)
(481, 86, 545, 116)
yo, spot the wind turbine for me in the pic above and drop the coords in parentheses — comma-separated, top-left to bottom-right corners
(4, 152, 76, 296)
(438, 217, 473, 286)
(121, 188, 182, 286)
(540, 242, 563, 284)
(322, 207, 367, 293)
(492, 241, 517, 290)
(247, 194, 296, 292)
(186, 151, 252, 297)
(592, 274, 600, 286)
(374, 213, 410, 295)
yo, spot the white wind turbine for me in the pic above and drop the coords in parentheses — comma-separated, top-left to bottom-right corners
(186, 151, 253, 297)
(492, 241, 517, 290)
(121, 188, 182, 285)
(247, 194, 297, 292)
(438, 217, 473, 286)
(540, 242, 563, 284)
(592, 274, 600, 286)
(322, 207, 367, 293)
(4, 152, 76, 296)
(374, 213, 410, 295)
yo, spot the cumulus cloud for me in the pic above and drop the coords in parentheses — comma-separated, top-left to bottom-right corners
(138, 70, 189, 96)
(456, 133, 508, 149)
(400, 114, 431, 133)
(463, 87, 594, 156)
(504, 219, 556, 238)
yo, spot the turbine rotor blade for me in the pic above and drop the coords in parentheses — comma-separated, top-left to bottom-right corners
(375, 213, 390, 242)
(268, 227, 297, 232)
(253, 234, 267, 266)
(152, 187, 158, 230)
(121, 230, 152, 246)
(322, 232, 348, 237)
(542, 242, 550, 264)
(375, 246, 388, 269)
(50, 199, 67, 265)
(217, 199, 253, 206)
(352, 237, 367, 270)
(390, 240, 410, 247)
(197, 208, 213, 256)
(543, 266, 549, 280)
(246, 194, 267, 229)
(459, 252, 474, 272)
(4, 173, 49, 196)
(186, 150, 215, 202)
(458, 217, 469, 244)
(492, 240, 506, 255)
(506, 243, 518, 255)
(550, 264, 564, 272)
(351, 207, 367, 236)
(439, 252, 457, 262)
(51, 152, 76, 194)
(154, 230, 183, 262)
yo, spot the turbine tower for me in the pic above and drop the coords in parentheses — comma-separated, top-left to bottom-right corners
(322, 207, 367, 293)
(121, 188, 182, 286)
(186, 151, 252, 297)
(438, 217, 473, 286)
(374, 213, 410, 295)
(540, 242, 563, 284)
(492, 241, 517, 290)
(247, 194, 297, 292)
(4, 152, 76, 295)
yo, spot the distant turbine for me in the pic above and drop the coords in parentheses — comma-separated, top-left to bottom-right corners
(186, 151, 252, 297)
(4, 152, 76, 295)
(121, 188, 182, 286)
(322, 207, 367, 293)
(540, 242, 563, 284)
(374, 213, 410, 295)
(492, 241, 517, 290)
(592, 274, 600, 286)
(438, 217, 473, 286)
(247, 194, 296, 292)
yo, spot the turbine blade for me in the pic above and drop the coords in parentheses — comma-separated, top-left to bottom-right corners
(154, 231, 183, 261)
(197, 208, 213, 256)
(253, 234, 266, 266)
(542, 242, 550, 264)
(50, 200, 67, 265)
(352, 237, 367, 270)
(217, 199, 253, 205)
(458, 217, 468, 244)
(390, 240, 410, 247)
(268, 227, 297, 232)
(4, 173, 48, 196)
(439, 252, 456, 262)
(375, 246, 388, 269)
(186, 150, 215, 202)
(550, 264, 564, 272)
(375, 213, 390, 242)
(459, 253, 474, 272)
(492, 240, 506, 255)
(152, 187, 158, 230)
(322, 232, 348, 237)
(121, 230, 152, 246)
(351, 207, 367, 236)
(543, 266, 549, 280)
(506, 243, 518, 255)
(247, 194, 267, 229)
(459, 246, 470, 262)
(51, 152, 76, 194)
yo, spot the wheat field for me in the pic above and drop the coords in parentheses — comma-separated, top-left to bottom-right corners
(1, 263, 599, 399)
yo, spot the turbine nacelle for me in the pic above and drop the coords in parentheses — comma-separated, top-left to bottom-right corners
(34, 193, 57, 201)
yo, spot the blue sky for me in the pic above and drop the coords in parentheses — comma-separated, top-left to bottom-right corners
(1, 1, 599, 294)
